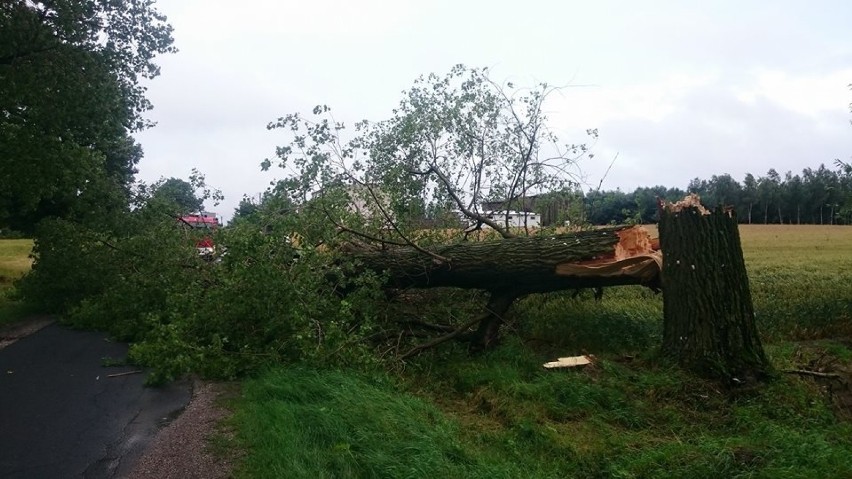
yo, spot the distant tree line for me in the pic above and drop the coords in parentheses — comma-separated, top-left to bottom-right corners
(574, 162, 852, 225)
(237, 161, 852, 229)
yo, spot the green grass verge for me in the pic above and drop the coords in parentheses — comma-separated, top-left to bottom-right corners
(233, 368, 530, 479)
(234, 348, 852, 478)
(0, 239, 33, 326)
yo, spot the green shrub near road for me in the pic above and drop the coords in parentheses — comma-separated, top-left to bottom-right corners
(16, 192, 385, 383)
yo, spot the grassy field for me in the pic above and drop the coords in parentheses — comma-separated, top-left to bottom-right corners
(232, 225, 852, 478)
(0, 239, 33, 326)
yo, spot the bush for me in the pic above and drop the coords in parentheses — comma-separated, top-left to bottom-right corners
(17, 195, 386, 383)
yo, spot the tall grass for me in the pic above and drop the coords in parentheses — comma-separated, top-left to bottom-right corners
(234, 368, 533, 479)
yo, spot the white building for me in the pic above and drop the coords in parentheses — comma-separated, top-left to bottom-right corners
(483, 210, 540, 229)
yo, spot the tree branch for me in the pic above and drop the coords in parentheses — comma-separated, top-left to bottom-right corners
(424, 163, 516, 239)
(781, 369, 843, 379)
(353, 178, 451, 263)
(400, 315, 482, 360)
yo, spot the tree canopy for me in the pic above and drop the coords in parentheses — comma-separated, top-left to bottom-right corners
(265, 65, 595, 244)
(149, 178, 204, 215)
(0, 0, 175, 232)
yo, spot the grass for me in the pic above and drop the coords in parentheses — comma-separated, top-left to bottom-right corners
(234, 348, 852, 478)
(199, 226, 852, 477)
(233, 368, 525, 479)
(0, 239, 33, 326)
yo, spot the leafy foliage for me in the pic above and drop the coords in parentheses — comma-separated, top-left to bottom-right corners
(0, 0, 175, 231)
(265, 65, 595, 242)
(148, 177, 205, 215)
(17, 172, 385, 383)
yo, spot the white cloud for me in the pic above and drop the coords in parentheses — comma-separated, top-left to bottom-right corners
(585, 78, 852, 192)
(132, 0, 852, 220)
(735, 68, 852, 117)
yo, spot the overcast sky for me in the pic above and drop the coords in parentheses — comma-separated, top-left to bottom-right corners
(133, 0, 852, 218)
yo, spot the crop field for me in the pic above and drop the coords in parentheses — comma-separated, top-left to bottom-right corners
(234, 225, 852, 478)
(740, 225, 852, 340)
(0, 239, 32, 281)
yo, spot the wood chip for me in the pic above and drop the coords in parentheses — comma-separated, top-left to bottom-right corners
(543, 355, 594, 369)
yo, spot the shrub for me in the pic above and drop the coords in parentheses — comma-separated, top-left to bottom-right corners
(18, 194, 386, 383)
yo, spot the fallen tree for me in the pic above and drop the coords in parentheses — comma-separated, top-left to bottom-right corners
(265, 67, 658, 355)
(344, 225, 662, 351)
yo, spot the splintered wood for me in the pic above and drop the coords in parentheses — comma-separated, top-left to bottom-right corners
(661, 193, 710, 215)
(614, 226, 658, 260)
(543, 355, 595, 369)
(554, 225, 662, 285)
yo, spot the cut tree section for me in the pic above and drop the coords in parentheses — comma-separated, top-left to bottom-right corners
(344, 225, 662, 295)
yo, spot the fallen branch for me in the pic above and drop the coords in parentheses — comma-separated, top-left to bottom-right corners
(400, 315, 482, 360)
(107, 370, 144, 378)
(396, 318, 457, 333)
(781, 369, 843, 379)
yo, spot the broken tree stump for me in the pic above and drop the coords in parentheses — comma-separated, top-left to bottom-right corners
(658, 195, 770, 383)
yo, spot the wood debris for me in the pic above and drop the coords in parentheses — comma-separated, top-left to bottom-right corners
(543, 355, 595, 369)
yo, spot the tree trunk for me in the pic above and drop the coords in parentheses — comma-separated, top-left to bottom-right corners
(658, 196, 770, 383)
(344, 225, 662, 350)
(344, 225, 661, 295)
(469, 291, 517, 351)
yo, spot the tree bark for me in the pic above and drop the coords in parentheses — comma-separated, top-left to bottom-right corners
(344, 225, 662, 351)
(468, 291, 517, 351)
(344, 225, 661, 295)
(658, 196, 770, 383)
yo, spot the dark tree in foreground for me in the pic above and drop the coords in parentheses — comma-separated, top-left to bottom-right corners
(0, 1, 175, 231)
(659, 195, 770, 383)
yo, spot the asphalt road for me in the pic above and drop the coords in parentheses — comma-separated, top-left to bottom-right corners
(0, 322, 191, 479)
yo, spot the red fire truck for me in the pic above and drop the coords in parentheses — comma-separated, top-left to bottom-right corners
(179, 212, 219, 256)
